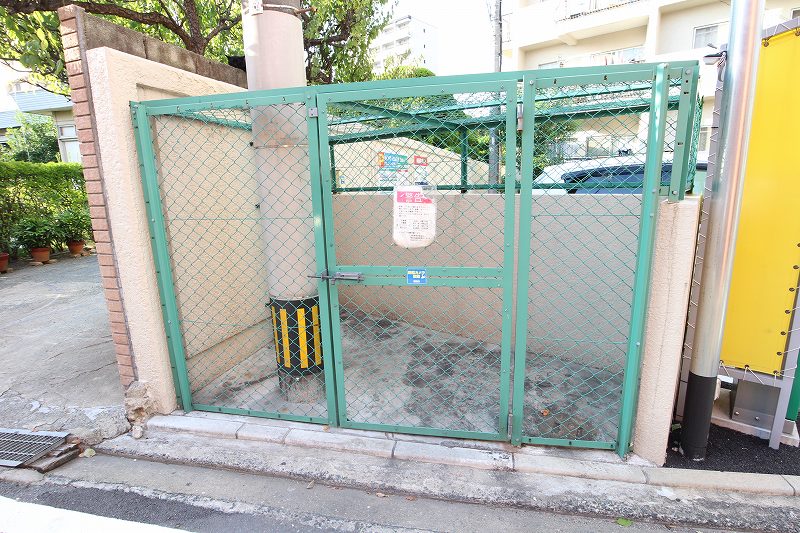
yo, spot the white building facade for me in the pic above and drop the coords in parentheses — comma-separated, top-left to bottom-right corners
(503, 0, 800, 154)
(0, 63, 79, 163)
(370, 15, 439, 74)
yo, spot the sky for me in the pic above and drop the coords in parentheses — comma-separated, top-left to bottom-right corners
(391, 0, 495, 76)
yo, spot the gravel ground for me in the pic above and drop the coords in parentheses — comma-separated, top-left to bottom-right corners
(665, 422, 800, 474)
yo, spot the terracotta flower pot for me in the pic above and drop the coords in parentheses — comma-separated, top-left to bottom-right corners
(67, 240, 85, 255)
(0, 253, 8, 273)
(30, 247, 51, 263)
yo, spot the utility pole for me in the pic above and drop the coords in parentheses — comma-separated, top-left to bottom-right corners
(681, 0, 763, 461)
(242, 0, 325, 402)
(488, 0, 502, 189)
(494, 0, 502, 73)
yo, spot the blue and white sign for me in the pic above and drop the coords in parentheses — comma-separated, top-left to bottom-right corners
(406, 268, 428, 285)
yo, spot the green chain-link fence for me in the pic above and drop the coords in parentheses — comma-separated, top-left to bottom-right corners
(132, 62, 700, 454)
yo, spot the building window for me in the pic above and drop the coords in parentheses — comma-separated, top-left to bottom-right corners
(698, 127, 711, 152)
(693, 24, 720, 49)
(590, 46, 644, 66)
(59, 125, 76, 138)
(792, 8, 800, 19)
(57, 122, 80, 163)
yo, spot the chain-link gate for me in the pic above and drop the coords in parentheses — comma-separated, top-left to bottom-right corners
(132, 90, 337, 423)
(132, 62, 700, 454)
(316, 81, 519, 439)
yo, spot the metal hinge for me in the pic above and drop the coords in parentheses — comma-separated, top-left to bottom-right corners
(308, 107, 319, 118)
(308, 270, 363, 284)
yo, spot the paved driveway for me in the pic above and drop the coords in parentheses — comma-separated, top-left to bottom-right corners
(0, 256, 128, 443)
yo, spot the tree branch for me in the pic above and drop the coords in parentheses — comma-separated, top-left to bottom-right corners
(204, 14, 242, 45)
(304, 8, 355, 47)
(0, 0, 192, 47)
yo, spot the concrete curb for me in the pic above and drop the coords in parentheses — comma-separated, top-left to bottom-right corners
(145, 413, 798, 497)
(95, 431, 800, 532)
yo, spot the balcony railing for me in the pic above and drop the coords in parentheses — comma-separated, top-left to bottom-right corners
(555, 0, 642, 21)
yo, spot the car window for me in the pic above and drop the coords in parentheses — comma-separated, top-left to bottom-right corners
(561, 163, 677, 194)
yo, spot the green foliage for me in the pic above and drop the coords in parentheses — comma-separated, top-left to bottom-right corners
(12, 215, 59, 251)
(0, 0, 392, 91)
(1, 113, 60, 163)
(0, 161, 86, 255)
(377, 63, 436, 81)
(303, 0, 392, 84)
(57, 207, 92, 242)
(0, 9, 66, 94)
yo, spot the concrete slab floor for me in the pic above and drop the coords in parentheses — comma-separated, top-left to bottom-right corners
(0, 255, 128, 443)
(194, 305, 620, 441)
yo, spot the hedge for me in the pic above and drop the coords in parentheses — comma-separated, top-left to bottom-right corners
(0, 161, 87, 257)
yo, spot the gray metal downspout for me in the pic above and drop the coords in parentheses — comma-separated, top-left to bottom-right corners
(681, 0, 764, 460)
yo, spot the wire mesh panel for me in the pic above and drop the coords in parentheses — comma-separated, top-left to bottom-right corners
(317, 82, 518, 439)
(132, 63, 699, 447)
(139, 95, 332, 423)
(513, 68, 672, 450)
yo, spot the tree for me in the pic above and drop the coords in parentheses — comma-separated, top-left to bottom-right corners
(1, 113, 60, 163)
(0, 0, 391, 93)
(303, 0, 391, 84)
(376, 57, 435, 81)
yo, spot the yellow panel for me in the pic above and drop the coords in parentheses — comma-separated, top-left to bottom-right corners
(721, 30, 800, 374)
(280, 308, 291, 368)
(312, 306, 322, 366)
(297, 308, 309, 369)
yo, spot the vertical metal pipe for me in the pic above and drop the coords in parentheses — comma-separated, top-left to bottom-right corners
(460, 129, 468, 193)
(681, 0, 763, 460)
(488, 0, 502, 189)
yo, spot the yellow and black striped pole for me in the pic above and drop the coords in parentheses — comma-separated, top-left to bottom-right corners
(269, 297, 324, 380)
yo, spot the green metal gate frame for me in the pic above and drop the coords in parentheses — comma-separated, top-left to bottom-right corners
(315, 79, 520, 441)
(511, 64, 675, 452)
(130, 62, 700, 456)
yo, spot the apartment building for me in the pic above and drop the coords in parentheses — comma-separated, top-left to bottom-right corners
(370, 15, 439, 74)
(503, 0, 799, 156)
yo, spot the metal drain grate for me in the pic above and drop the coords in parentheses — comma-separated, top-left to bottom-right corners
(0, 428, 68, 467)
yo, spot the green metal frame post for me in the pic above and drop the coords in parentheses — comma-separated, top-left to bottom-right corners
(511, 74, 537, 446)
(668, 64, 700, 201)
(616, 64, 670, 457)
(130, 102, 193, 411)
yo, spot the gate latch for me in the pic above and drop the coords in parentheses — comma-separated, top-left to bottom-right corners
(308, 270, 364, 284)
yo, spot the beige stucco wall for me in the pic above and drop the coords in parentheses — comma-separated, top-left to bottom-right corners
(633, 196, 701, 465)
(657, 0, 797, 55)
(86, 47, 244, 412)
(522, 27, 647, 69)
(151, 114, 269, 390)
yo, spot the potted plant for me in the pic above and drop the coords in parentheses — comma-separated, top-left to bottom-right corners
(13, 217, 59, 263)
(57, 208, 92, 255)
